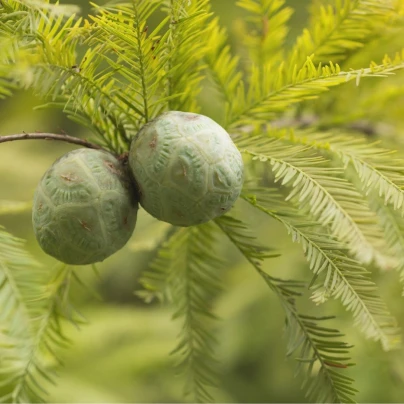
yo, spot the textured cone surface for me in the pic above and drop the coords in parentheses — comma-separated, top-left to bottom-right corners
(129, 111, 244, 226)
(32, 149, 138, 265)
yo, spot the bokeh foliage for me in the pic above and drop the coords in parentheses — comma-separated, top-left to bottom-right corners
(1, 0, 404, 402)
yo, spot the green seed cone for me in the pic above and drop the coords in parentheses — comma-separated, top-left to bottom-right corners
(32, 149, 138, 265)
(129, 111, 244, 226)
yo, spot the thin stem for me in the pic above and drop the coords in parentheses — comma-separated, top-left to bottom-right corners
(0, 132, 104, 150)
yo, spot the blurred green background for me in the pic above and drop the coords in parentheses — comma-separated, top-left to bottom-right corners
(1, 0, 404, 402)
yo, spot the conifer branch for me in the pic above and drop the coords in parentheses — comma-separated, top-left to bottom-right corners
(147, 224, 222, 402)
(204, 17, 243, 125)
(241, 190, 401, 351)
(236, 0, 293, 67)
(228, 53, 404, 129)
(0, 227, 42, 338)
(369, 194, 404, 288)
(133, 4, 149, 123)
(10, 264, 84, 404)
(282, 129, 404, 274)
(30, 61, 132, 152)
(87, 1, 170, 129)
(165, 0, 211, 112)
(289, 0, 395, 66)
(215, 215, 357, 403)
(205, 18, 242, 104)
(0, 227, 46, 402)
(265, 115, 381, 136)
(136, 225, 181, 303)
(290, 131, 404, 211)
(237, 135, 388, 266)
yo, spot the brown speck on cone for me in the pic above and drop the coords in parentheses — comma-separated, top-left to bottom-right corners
(149, 136, 157, 149)
(79, 220, 92, 232)
(118, 152, 129, 165)
(184, 114, 199, 121)
(61, 173, 76, 182)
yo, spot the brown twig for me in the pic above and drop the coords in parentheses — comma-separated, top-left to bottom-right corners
(0, 132, 104, 150)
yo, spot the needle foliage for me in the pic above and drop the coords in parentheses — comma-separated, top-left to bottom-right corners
(1, 0, 404, 402)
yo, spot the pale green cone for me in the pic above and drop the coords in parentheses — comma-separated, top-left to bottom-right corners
(129, 111, 244, 226)
(32, 148, 138, 265)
